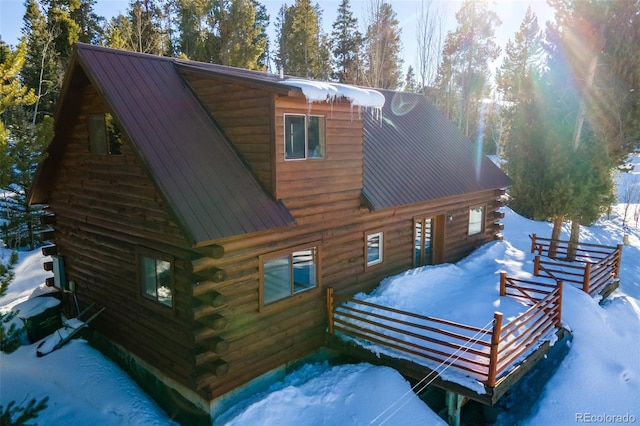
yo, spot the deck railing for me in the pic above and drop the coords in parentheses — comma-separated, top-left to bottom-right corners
(327, 279, 562, 388)
(529, 234, 622, 296)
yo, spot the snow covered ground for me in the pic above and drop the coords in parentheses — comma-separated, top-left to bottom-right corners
(1, 156, 639, 425)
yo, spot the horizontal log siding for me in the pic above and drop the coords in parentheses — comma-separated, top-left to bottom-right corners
(47, 83, 202, 389)
(193, 188, 503, 399)
(180, 72, 275, 193)
(50, 76, 505, 403)
(274, 98, 364, 221)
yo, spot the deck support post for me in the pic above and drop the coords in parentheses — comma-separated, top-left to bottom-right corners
(445, 391, 463, 426)
(326, 287, 334, 335)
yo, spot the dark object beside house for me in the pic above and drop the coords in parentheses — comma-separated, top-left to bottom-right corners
(12, 295, 62, 343)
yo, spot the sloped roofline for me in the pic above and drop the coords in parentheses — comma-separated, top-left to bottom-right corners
(29, 43, 296, 247)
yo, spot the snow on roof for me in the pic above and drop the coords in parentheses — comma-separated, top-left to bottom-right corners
(282, 78, 385, 108)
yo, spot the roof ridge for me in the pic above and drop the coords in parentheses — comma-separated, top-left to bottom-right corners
(74, 42, 177, 63)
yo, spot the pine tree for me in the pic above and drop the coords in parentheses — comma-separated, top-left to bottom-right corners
(0, 41, 38, 194)
(495, 7, 544, 105)
(105, 0, 167, 55)
(21, 0, 60, 122)
(274, 0, 330, 79)
(497, 7, 544, 168)
(252, 1, 270, 69)
(403, 65, 417, 92)
(219, 0, 267, 70)
(362, 0, 403, 89)
(434, 0, 501, 138)
(331, 0, 362, 84)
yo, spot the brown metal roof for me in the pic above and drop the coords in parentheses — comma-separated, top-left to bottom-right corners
(362, 90, 511, 210)
(42, 43, 295, 246)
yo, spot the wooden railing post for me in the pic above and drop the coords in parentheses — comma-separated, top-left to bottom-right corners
(614, 245, 623, 278)
(326, 287, 334, 335)
(499, 271, 507, 296)
(583, 263, 592, 294)
(530, 234, 536, 254)
(556, 281, 563, 328)
(533, 256, 540, 276)
(488, 312, 503, 388)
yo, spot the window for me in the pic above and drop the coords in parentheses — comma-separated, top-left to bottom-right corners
(262, 247, 318, 306)
(284, 114, 325, 160)
(414, 218, 433, 266)
(140, 255, 173, 307)
(468, 206, 485, 236)
(88, 113, 122, 155)
(367, 232, 383, 266)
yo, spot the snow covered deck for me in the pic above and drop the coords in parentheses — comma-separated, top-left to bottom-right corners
(325, 241, 571, 406)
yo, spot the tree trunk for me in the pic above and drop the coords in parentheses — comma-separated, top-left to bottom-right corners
(549, 215, 564, 258)
(568, 218, 580, 261)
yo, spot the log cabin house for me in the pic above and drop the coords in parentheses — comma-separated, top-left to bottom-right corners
(29, 43, 512, 423)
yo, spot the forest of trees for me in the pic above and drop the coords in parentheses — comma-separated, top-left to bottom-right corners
(1, 0, 640, 252)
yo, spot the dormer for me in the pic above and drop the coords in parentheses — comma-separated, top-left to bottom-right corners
(177, 64, 384, 223)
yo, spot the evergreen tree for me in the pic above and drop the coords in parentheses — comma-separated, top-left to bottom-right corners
(495, 7, 544, 105)
(21, 0, 103, 121)
(104, 0, 167, 55)
(0, 396, 49, 426)
(0, 251, 21, 353)
(361, 0, 402, 89)
(403, 65, 417, 92)
(496, 7, 544, 164)
(331, 0, 362, 84)
(21, 0, 60, 122)
(274, 0, 330, 79)
(218, 0, 267, 70)
(170, 0, 221, 62)
(548, 0, 640, 161)
(433, 0, 501, 138)
(251, 1, 270, 69)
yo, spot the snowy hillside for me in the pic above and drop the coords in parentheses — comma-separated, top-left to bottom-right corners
(1, 156, 639, 425)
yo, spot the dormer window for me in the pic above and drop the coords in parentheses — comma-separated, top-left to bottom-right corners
(284, 114, 325, 160)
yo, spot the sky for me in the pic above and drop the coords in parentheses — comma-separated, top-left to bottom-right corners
(0, 0, 556, 78)
(1, 154, 638, 425)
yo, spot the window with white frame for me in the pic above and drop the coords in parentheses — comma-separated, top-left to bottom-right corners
(262, 247, 318, 306)
(468, 206, 485, 236)
(366, 232, 383, 266)
(284, 114, 325, 160)
(140, 254, 173, 307)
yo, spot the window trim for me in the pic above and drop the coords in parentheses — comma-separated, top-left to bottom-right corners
(136, 248, 175, 310)
(259, 243, 321, 310)
(283, 113, 325, 161)
(468, 205, 485, 236)
(365, 231, 384, 267)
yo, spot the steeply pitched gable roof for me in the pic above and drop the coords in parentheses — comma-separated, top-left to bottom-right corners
(362, 90, 511, 210)
(30, 43, 295, 247)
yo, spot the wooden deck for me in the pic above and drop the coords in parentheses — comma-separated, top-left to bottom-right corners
(529, 234, 622, 298)
(326, 276, 566, 406)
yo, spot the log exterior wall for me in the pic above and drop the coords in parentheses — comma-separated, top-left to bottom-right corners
(46, 72, 506, 406)
(47, 81, 202, 389)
